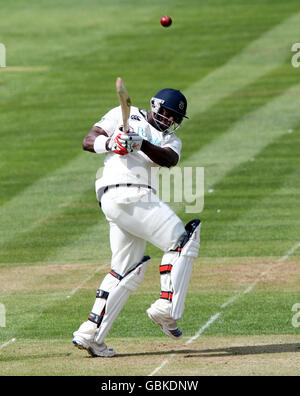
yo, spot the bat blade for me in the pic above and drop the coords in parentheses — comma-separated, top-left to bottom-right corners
(116, 77, 131, 133)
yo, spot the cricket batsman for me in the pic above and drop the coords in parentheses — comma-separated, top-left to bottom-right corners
(72, 85, 201, 357)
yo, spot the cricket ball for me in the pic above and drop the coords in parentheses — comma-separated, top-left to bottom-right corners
(160, 15, 172, 27)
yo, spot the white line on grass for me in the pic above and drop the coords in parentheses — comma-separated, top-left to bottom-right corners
(66, 264, 106, 299)
(279, 242, 300, 262)
(0, 264, 106, 352)
(0, 66, 49, 72)
(149, 313, 221, 375)
(0, 338, 16, 351)
(221, 241, 300, 309)
(148, 359, 169, 377)
(148, 241, 300, 376)
(184, 312, 221, 346)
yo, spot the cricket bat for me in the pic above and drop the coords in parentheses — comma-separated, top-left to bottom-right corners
(116, 77, 131, 133)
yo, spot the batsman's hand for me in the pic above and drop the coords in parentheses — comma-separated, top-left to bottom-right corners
(107, 132, 129, 156)
(119, 132, 143, 152)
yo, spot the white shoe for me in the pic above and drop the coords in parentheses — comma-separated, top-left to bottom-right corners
(72, 335, 115, 357)
(146, 300, 183, 340)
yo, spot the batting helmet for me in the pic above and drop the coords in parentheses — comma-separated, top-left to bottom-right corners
(150, 89, 189, 132)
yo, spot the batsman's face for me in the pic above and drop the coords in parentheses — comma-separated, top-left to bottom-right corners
(157, 108, 183, 131)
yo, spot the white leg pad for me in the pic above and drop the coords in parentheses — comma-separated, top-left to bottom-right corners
(94, 257, 150, 344)
(160, 251, 178, 291)
(73, 274, 120, 340)
(73, 320, 98, 341)
(171, 221, 201, 320)
(91, 273, 120, 320)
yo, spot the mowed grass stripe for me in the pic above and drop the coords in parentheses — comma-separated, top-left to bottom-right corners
(184, 10, 300, 117)
(12, 63, 300, 265)
(1, 79, 299, 264)
(8, 109, 299, 265)
(46, 124, 300, 264)
(197, 125, 300, 258)
(206, 162, 300, 257)
(0, 2, 161, 206)
(184, 83, 300, 191)
(1, 3, 300, 376)
(180, 63, 298, 162)
(2, 11, 298, 261)
(1, 86, 299, 263)
(0, 12, 297, 255)
(3, 76, 298, 265)
(0, 154, 102, 246)
(2, 85, 296, 265)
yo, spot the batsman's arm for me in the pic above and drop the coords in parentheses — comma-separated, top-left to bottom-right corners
(140, 140, 179, 168)
(82, 126, 111, 153)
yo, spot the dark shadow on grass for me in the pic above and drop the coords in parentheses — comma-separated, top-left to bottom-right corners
(184, 343, 300, 358)
(115, 343, 300, 358)
(2, 344, 299, 361)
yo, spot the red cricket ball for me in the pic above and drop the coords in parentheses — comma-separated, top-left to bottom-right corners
(160, 15, 172, 27)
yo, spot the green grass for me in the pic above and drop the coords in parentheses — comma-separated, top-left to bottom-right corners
(1, 0, 300, 376)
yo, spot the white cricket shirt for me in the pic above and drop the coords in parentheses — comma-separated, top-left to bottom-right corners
(94, 106, 182, 200)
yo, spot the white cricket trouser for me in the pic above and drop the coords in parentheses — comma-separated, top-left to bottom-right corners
(100, 185, 185, 275)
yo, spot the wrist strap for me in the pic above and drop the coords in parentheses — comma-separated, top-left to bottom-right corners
(94, 135, 109, 154)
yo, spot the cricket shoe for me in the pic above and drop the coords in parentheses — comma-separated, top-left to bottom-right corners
(146, 300, 182, 340)
(72, 335, 115, 357)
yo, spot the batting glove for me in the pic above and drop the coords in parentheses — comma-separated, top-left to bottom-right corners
(108, 133, 129, 156)
(119, 132, 143, 152)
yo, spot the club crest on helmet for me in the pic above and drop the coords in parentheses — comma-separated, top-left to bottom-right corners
(179, 100, 185, 110)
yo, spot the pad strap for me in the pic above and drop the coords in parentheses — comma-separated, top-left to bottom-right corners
(89, 289, 109, 326)
(88, 312, 103, 325)
(96, 289, 109, 299)
(160, 264, 173, 274)
(94, 256, 150, 344)
(109, 269, 123, 281)
(110, 255, 150, 280)
(160, 291, 173, 301)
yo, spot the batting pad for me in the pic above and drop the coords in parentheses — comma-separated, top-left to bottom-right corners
(94, 256, 150, 344)
(171, 220, 201, 320)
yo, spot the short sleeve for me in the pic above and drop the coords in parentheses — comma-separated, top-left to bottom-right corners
(161, 135, 182, 158)
(94, 106, 120, 137)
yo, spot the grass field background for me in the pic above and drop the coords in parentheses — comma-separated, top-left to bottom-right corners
(0, 0, 300, 376)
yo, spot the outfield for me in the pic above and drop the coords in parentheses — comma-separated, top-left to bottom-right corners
(0, 0, 300, 376)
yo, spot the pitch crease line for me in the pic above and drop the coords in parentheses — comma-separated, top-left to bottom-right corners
(222, 242, 300, 308)
(185, 312, 221, 346)
(66, 265, 106, 298)
(0, 338, 16, 350)
(148, 359, 169, 377)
